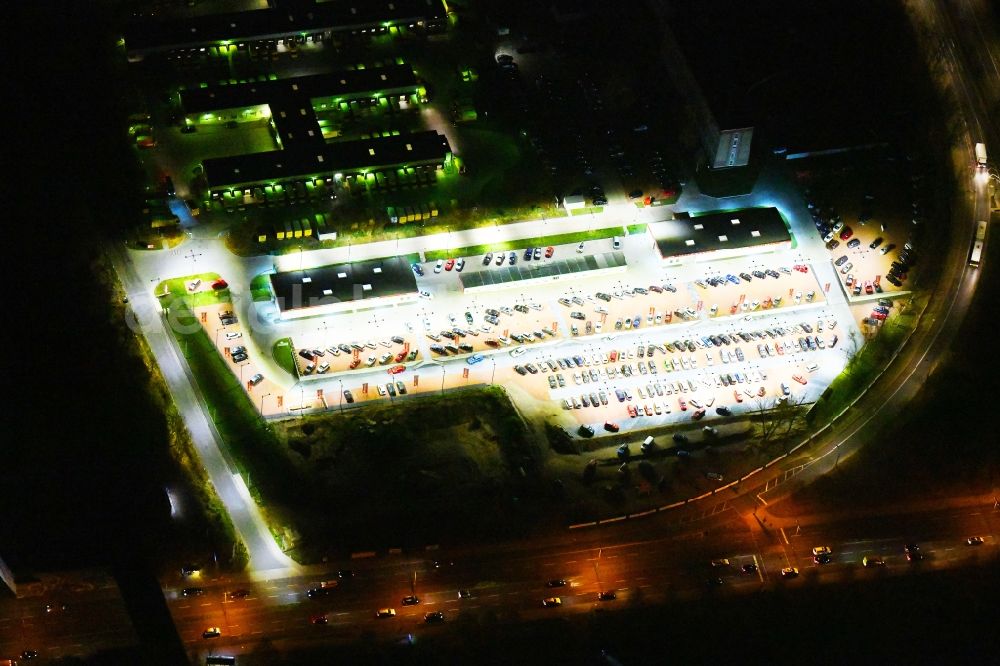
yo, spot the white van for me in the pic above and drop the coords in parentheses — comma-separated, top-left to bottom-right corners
(805, 363, 819, 373)
(612, 236, 623, 250)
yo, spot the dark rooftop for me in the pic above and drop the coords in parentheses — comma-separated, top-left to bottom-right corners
(125, 0, 448, 54)
(202, 130, 451, 188)
(270, 256, 417, 312)
(181, 65, 419, 115)
(652, 207, 790, 259)
(668, 0, 914, 154)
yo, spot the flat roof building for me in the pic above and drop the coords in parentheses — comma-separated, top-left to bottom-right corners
(124, 0, 449, 59)
(180, 64, 422, 149)
(202, 130, 451, 191)
(269, 256, 418, 319)
(651, 207, 791, 263)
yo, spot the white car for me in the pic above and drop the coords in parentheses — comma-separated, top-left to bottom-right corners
(510, 346, 527, 357)
(840, 262, 853, 274)
(225, 331, 242, 340)
(419, 290, 432, 299)
(434, 260, 444, 273)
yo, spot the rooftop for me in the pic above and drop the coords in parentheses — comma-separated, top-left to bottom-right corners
(667, 0, 914, 154)
(125, 0, 448, 55)
(202, 130, 451, 188)
(651, 207, 790, 258)
(181, 65, 419, 115)
(269, 256, 417, 312)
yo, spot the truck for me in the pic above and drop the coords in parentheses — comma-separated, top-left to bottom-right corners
(975, 142, 987, 167)
(971, 220, 987, 267)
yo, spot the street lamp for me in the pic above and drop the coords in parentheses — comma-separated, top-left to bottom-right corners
(490, 356, 496, 384)
(338, 379, 344, 413)
(440, 365, 446, 394)
(259, 392, 271, 416)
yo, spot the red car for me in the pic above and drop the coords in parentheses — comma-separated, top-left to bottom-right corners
(211, 278, 229, 290)
(733, 390, 743, 403)
(678, 398, 687, 411)
(545, 246, 555, 258)
(609, 350, 618, 362)
(644, 404, 653, 416)
(349, 359, 361, 369)
(792, 374, 808, 385)
(444, 259, 456, 271)
(394, 351, 406, 362)
(793, 264, 809, 273)
(310, 614, 328, 625)
(627, 404, 638, 417)
(388, 365, 406, 375)
(604, 422, 620, 432)
(839, 226, 854, 240)
(865, 282, 874, 295)
(692, 408, 706, 420)
(870, 311, 887, 321)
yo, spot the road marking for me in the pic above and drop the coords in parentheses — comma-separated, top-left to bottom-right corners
(779, 528, 790, 545)
(615, 579, 627, 583)
(267, 594, 278, 598)
(566, 560, 576, 564)
(199, 602, 212, 607)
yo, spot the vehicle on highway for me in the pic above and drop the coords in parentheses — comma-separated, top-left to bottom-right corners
(376, 608, 396, 618)
(182, 588, 204, 597)
(862, 556, 885, 568)
(311, 614, 328, 625)
(905, 543, 923, 562)
(402, 595, 420, 606)
(458, 590, 472, 599)
(510, 346, 527, 357)
(966, 536, 984, 546)
(546, 579, 568, 587)
(228, 589, 250, 599)
(467, 353, 484, 365)
(812, 546, 832, 556)
(598, 591, 617, 601)
(814, 552, 832, 565)
(542, 597, 562, 607)
(424, 611, 446, 623)
(307, 587, 332, 599)
(388, 365, 406, 375)
(203, 627, 221, 638)
(781, 567, 799, 579)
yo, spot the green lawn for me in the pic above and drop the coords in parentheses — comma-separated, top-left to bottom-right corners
(570, 206, 604, 216)
(808, 310, 918, 425)
(424, 226, 623, 261)
(627, 223, 648, 235)
(155, 273, 229, 308)
(250, 273, 273, 302)
(272, 338, 297, 378)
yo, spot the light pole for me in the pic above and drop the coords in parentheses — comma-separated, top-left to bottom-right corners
(440, 365, 446, 394)
(338, 379, 344, 413)
(490, 357, 496, 385)
(259, 392, 271, 416)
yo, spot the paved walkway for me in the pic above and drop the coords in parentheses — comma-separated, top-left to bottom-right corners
(111, 244, 299, 575)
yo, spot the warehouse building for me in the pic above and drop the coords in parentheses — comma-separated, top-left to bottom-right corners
(651, 207, 791, 264)
(269, 256, 418, 319)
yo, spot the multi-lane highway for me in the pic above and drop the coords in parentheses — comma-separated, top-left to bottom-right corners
(167, 495, 998, 660)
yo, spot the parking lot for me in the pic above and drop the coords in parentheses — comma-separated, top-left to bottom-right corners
(272, 231, 850, 434)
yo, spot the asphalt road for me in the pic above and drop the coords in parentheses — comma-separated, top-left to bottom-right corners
(169, 497, 998, 660)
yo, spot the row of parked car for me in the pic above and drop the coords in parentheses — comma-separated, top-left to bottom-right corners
(695, 265, 807, 289)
